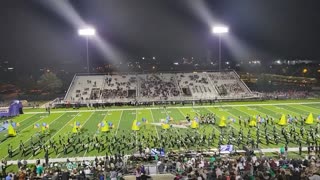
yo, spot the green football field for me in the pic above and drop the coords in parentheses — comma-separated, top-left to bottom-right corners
(1, 99, 320, 161)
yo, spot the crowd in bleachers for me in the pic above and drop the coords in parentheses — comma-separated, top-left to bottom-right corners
(216, 83, 246, 96)
(263, 90, 310, 100)
(100, 89, 128, 100)
(0, 155, 128, 180)
(64, 72, 254, 103)
(139, 74, 180, 100)
(167, 152, 320, 179)
(177, 74, 218, 98)
(100, 75, 137, 101)
(89, 88, 100, 100)
(188, 74, 209, 84)
(208, 72, 236, 81)
(67, 76, 105, 102)
(3, 149, 320, 179)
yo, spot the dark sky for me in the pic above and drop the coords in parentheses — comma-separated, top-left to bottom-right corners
(0, 0, 320, 72)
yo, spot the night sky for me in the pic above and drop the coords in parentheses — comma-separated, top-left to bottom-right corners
(0, 0, 320, 72)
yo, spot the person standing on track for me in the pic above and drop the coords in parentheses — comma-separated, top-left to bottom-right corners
(44, 147, 49, 166)
(8, 144, 13, 158)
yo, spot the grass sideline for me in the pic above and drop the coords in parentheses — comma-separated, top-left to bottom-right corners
(0, 99, 319, 161)
(22, 99, 320, 113)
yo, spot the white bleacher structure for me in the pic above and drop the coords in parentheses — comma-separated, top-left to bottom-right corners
(63, 71, 256, 104)
(176, 73, 218, 100)
(138, 73, 181, 102)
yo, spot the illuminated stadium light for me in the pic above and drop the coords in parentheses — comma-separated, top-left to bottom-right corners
(78, 27, 96, 73)
(78, 27, 96, 36)
(212, 25, 229, 72)
(303, 68, 308, 73)
(212, 25, 229, 34)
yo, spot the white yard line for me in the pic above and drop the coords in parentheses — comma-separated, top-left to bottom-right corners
(29, 112, 82, 159)
(206, 107, 270, 144)
(11, 113, 39, 125)
(232, 106, 307, 144)
(24, 101, 320, 114)
(176, 108, 186, 119)
(1, 115, 44, 146)
(280, 105, 307, 114)
(82, 111, 99, 157)
(162, 107, 186, 142)
(14, 115, 47, 134)
(81, 111, 101, 128)
(259, 106, 310, 134)
(204, 107, 232, 133)
(287, 104, 319, 115)
(232, 106, 279, 125)
(44, 111, 95, 159)
(298, 104, 320, 112)
(206, 107, 240, 133)
(135, 131, 138, 150)
(48, 112, 81, 140)
(135, 110, 138, 150)
(83, 150, 87, 158)
(175, 108, 196, 133)
(135, 109, 138, 119)
(249, 109, 306, 142)
(99, 111, 110, 132)
(4, 113, 66, 159)
(224, 106, 277, 130)
(0, 114, 52, 151)
(115, 110, 123, 136)
(262, 106, 300, 117)
(71, 112, 95, 158)
(149, 109, 159, 139)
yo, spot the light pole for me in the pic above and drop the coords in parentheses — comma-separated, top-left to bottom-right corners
(212, 25, 229, 72)
(78, 27, 96, 73)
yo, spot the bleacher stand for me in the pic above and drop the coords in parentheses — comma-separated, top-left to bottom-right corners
(100, 75, 137, 103)
(138, 74, 181, 102)
(208, 72, 252, 98)
(63, 71, 255, 104)
(64, 75, 104, 103)
(176, 73, 219, 100)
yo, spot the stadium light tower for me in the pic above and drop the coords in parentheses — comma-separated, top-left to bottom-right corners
(212, 25, 229, 72)
(78, 27, 96, 73)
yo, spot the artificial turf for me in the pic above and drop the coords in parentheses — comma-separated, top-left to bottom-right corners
(1, 99, 319, 160)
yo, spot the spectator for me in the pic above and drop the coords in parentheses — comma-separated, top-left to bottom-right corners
(36, 163, 44, 177)
(135, 166, 141, 180)
(5, 173, 12, 180)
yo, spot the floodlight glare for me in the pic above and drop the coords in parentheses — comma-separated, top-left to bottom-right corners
(212, 26, 229, 34)
(78, 27, 96, 36)
(212, 25, 229, 72)
(78, 27, 96, 73)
